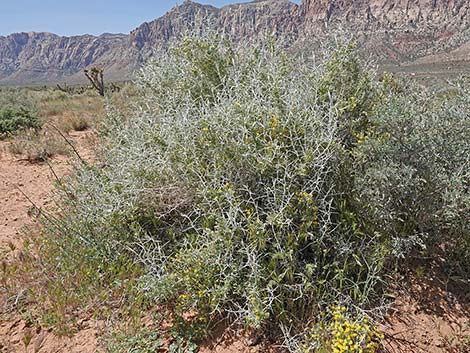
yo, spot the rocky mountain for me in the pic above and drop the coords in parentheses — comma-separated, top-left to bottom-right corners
(299, 0, 470, 63)
(0, 0, 469, 85)
(0, 32, 134, 85)
(128, 0, 301, 63)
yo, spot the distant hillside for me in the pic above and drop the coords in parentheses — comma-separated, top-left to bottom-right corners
(1, 0, 469, 85)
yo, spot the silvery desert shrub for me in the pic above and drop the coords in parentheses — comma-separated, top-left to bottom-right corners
(39, 35, 469, 350)
(353, 80, 470, 275)
(46, 36, 384, 329)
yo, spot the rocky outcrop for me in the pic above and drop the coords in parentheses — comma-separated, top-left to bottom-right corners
(218, 0, 300, 38)
(0, 32, 130, 85)
(0, 0, 469, 85)
(299, 0, 470, 62)
(300, 0, 469, 30)
(128, 0, 300, 62)
(129, 2, 219, 53)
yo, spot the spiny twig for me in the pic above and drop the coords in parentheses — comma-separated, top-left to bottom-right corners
(47, 123, 86, 165)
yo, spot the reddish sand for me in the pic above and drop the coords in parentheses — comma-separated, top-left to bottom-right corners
(0, 132, 102, 353)
(382, 273, 469, 353)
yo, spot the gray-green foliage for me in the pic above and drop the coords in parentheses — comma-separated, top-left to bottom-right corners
(40, 35, 469, 350)
(353, 80, 470, 274)
(50, 37, 384, 332)
(106, 329, 164, 353)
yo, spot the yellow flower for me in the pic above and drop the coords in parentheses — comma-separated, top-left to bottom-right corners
(269, 116, 279, 129)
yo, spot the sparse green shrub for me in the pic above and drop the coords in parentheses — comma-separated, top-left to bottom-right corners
(0, 87, 36, 108)
(0, 88, 42, 137)
(105, 328, 164, 353)
(0, 106, 42, 137)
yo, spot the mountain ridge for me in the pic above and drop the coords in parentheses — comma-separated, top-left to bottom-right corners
(1, 0, 469, 85)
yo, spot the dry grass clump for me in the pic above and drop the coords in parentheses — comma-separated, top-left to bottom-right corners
(8, 128, 69, 162)
(59, 112, 91, 132)
(36, 90, 103, 132)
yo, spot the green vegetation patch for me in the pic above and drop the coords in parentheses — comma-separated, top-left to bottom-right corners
(0, 89, 42, 136)
(0, 106, 42, 136)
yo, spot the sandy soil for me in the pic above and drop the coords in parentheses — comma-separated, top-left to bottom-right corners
(0, 131, 102, 353)
(382, 273, 469, 353)
(0, 132, 468, 353)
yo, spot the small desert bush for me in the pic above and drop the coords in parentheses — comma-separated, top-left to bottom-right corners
(0, 87, 37, 109)
(105, 328, 164, 353)
(0, 89, 42, 138)
(25, 35, 469, 352)
(0, 107, 42, 136)
(59, 112, 91, 132)
(352, 79, 470, 276)
(0, 89, 42, 136)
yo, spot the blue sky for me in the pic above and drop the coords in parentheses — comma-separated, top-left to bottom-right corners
(0, 0, 300, 37)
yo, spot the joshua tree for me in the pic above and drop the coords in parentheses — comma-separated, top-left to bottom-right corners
(84, 67, 105, 96)
(56, 82, 72, 94)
